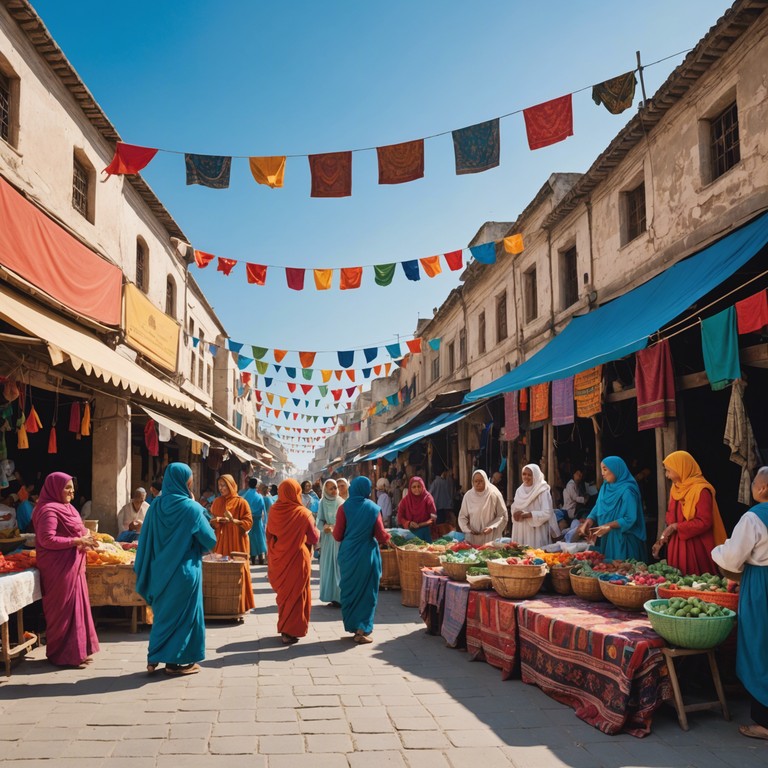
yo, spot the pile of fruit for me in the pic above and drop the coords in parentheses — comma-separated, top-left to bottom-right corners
(660, 572, 738, 593)
(0, 551, 36, 573)
(86, 542, 135, 565)
(505, 555, 546, 566)
(652, 596, 731, 618)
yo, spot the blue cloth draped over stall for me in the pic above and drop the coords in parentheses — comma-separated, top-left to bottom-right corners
(241, 488, 267, 557)
(337, 477, 382, 634)
(185, 153, 232, 189)
(134, 463, 217, 666)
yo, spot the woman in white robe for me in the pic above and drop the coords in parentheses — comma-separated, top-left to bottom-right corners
(509, 464, 555, 548)
(458, 470, 508, 546)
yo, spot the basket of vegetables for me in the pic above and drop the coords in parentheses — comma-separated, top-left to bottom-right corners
(569, 564, 606, 602)
(488, 556, 547, 599)
(549, 565, 574, 595)
(599, 572, 666, 611)
(656, 571, 739, 612)
(644, 598, 736, 649)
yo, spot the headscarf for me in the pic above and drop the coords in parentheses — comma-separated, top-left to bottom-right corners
(597, 456, 642, 510)
(337, 478, 349, 500)
(664, 450, 726, 544)
(464, 469, 506, 518)
(33, 471, 84, 538)
(343, 476, 380, 519)
(211, 474, 241, 516)
(317, 479, 343, 521)
(397, 476, 436, 522)
(266, 479, 315, 547)
(512, 464, 550, 511)
(376, 478, 390, 491)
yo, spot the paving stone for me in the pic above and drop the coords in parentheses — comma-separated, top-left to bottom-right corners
(5, 740, 70, 760)
(445, 729, 505, 748)
(300, 706, 345, 720)
(402, 751, 452, 768)
(399, 730, 451, 750)
(391, 716, 439, 731)
(299, 718, 351, 734)
(353, 733, 404, 751)
(501, 745, 595, 768)
(112, 739, 163, 758)
(349, 716, 396, 733)
(170, 722, 213, 740)
(258, 734, 306, 753)
(306, 733, 354, 752)
(256, 708, 298, 722)
(209, 735, 259, 754)
(347, 750, 408, 767)
(61, 739, 116, 758)
(157, 737, 209, 754)
(123, 724, 170, 739)
(445, 747, 512, 768)
(267, 755, 349, 768)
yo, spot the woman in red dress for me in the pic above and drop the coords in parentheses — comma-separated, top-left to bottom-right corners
(652, 451, 727, 575)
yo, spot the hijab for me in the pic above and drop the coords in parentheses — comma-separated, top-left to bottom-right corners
(512, 464, 550, 510)
(463, 469, 506, 517)
(664, 451, 726, 544)
(266, 479, 315, 548)
(337, 478, 349, 500)
(211, 474, 241, 516)
(33, 471, 84, 537)
(597, 456, 642, 509)
(398, 476, 435, 520)
(317, 479, 343, 522)
(342, 476, 380, 521)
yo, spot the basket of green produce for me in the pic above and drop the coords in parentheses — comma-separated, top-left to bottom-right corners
(644, 598, 736, 649)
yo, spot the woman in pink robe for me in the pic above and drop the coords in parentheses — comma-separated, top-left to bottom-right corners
(32, 472, 100, 667)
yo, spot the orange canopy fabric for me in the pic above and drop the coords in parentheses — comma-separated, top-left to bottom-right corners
(266, 479, 319, 638)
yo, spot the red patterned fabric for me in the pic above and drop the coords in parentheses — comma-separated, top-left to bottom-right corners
(103, 142, 158, 175)
(441, 580, 470, 648)
(735, 290, 768, 334)
(246, 263, 268, 285)
(309, 152, 352, 197)
(635, 340, 676, 431)
(466, 590, 522, 680)
(517, 596, 671, 736)
(523, 94, 574, 150)
(377, 140, 424, 184)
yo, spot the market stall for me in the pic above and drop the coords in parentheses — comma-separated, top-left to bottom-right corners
(202, 554, 250, 621)
(85, 564, 151, 634)
(0, 567, 40, 676)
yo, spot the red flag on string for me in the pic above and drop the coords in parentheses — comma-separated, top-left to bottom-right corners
(104, 142, 158, 175)
(406, 338, 422, 354)
(194, 250, 215, 268)
(340, 267, 363, 290)
(444, 250, 464, 271)
(217, 257, 238, 275)
(523, 94, 574, 150)
(287, 383, 296, 393)
(286, 268, 306, 290)
(309, 151, 352, 197)
(246, 263, 268, 285)
(301, 384, 313, 395)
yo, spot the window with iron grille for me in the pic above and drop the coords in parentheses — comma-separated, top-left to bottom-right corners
(72, 158, 89, 218)
(625, 183, 646, 242)
(524, 268, 538, 323)
(136, 241, 147, 291)
(496, 292, 508, 342)
(431, 353, 440, 383)
(447, 342, 455, 374)
(165, 276, 176, 317)
(478, 311, 486, 354)
(0, 71, 10, 143)
(190, 354, 196, 384)
(459, 328, 467, 366)
(711, 102, 739, 180)
(198, 332, 205, 389)
(561, 247, 579, 309)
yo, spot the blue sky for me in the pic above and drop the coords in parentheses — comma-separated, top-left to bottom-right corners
(30, 0, 730, 464)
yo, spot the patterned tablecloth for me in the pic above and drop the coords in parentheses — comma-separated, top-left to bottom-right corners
(419, 569, 448, 635)
(440, 580, 470, 648)
(466, 589, 525, 680)
(517, 596, 671, 737)
(0, 569, 41, 624)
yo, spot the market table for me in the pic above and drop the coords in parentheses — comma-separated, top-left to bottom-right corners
(440, 579, 470, 648)
(0, 569, 41, 676)
(86, 564, 151, 633)
(419, 569, 448, 635)
(517, 596, 672, 737)
(466, 589, 524, 680)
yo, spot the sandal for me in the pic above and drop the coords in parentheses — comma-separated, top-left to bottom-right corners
(147, 663, 159, 675)
(281, 633, 299, 645)
(164, 663, 200, 676)
(353, 630, 373, 644)
(82, 656, 94, 665)
(739, 724, 768, 741)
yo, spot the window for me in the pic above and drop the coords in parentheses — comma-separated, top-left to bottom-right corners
(624, 183, 646, 244)
(207, 364, 213, 395)
(431, 353, 440, 383)
(459, 328, 467, 366)
(560, 247, 579, 309)
(136, 239, 147, 292)
(72, 157, 90, 219)
(524, 268, 538, 323)
(447, 341, 455, 374)
(496, 292, 508, 343)
(197, 331, 205, 389)
(165, 276, 176, 317)
(710, 102, 739, 180)
(0, 59, 19, 148)
(189, 352, 196, 384)
(0, 71, 10, 143)
(478, 311, 486, 354)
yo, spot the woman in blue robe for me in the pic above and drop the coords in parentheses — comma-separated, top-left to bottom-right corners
(333, 476, 390, 643)
(134, 462, 216, 676)
(316, 479, 343, 606)
(241, 477, 267, 564)
(580, 456, 646, 561)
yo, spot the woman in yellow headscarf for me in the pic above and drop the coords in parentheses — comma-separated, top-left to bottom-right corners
(652, 451, 727, 575)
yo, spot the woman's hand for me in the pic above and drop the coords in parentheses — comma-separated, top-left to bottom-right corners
(74, 535, 97, 551)
(591, 524, 612, 539)
(482, 526, 493, 535)
(512, 510, 530, 522)
(651, 539, 664, 559)
(660, 523, 677, 541)
(323, 524, 333, 534)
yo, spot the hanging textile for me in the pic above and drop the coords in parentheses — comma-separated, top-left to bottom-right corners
(523, 94, 574, 150)
(551, 376, 575, 427)
(701, 307, 741, 390)
(724, 380, 760, 505)
(469, 242, 496, 264)
(313, 269, 333, 290)
(340, 267, 363, 290)
(385, 343, 401, 359)
(428, 339, 441, 351)
(735, 289, 768, 334)
(273, 349, 287, 363)
(309, 151, 352, 197)
(592, 71, 637, 115)
(452, 118, 500, 174)
(529, 382, 550, 422)
(47, 427, 57, 454)
(338, 351, 355, 368)
(503, 234, 525, 255)
(635, 340, 676, 431)
(227, 340, 244, 354)
(104, 142, 158, 175)
(248, 156, 286, 188)
(246, 263, 268, 285)
(252, 346, 268, 360)
(401, 260, 420, 281)
(285, 268, 306, 291)
(144, 420, 159, 457)
(299, 352, 316, 368)
(574, 366, 602, 418)
(68, 402, 81, 433)
(194, 250, 215, 268)
(374, 263, 397, 286)
(503, 391, 519, 442)
(363, 347, 378, 363)
(406, 338, 422, 354)
(25, 406, 42, 433)
(302, 369, 313, 381)
(16, 422, 28, 450)
(519, 388, 528, 411)
(377, 139, 425, 184)
(255, 360, 268, 375)
(81, 402, 91, 436)
(185, 154, 232, 189)
(217, 257, 237, 276)
(419, 256, 442, 278)
(444, 250, 464, 271)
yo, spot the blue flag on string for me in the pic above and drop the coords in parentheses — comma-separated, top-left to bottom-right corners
(401, 260, 421, 281)
(428, 338, 441, 351)
(363, 347, 378, 363)
(227, 340, 244, 354)
(385, 343, 402, 359)
(470, 242, 497, 264)
(337, 350, 355, 368)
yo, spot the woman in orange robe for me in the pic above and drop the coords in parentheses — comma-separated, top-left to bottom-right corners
(210, 474, 255, 613)
(266, 479, 320, 644)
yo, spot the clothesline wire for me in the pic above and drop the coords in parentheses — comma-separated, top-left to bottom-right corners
(142, 48, 693, 160)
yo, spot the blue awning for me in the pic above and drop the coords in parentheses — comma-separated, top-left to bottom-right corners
(355, 405, 479, 462)
(465, 211, 768, 403)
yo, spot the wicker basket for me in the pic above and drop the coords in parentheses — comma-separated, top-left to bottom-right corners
(644, 599, 736, 649)
(569, 568, 605, 601)
(599, 579, 657, 611)
(439, 559, 471, 582)
(202, 558, 247, 618)
(487, 559, 548, 579)
(491, 572, 546, 599)
(656, 586, 738, 612)
(550, 565, 574, 595)
(396, 547, 441, 607)
(380, 548, 400, 589)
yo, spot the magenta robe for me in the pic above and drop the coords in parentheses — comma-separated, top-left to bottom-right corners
(33, 473, 99, 666)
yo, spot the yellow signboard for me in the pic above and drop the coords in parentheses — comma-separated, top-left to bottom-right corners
(123, 284, 179, 372)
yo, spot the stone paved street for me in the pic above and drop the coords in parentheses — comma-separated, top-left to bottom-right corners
(1, 564, 766, 768)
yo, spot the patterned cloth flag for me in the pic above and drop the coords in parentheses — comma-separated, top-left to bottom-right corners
(502, 391, 519, 441)
(376, 139, 425, 184)
(185, 154, 232, 188)
(314, 269, 332, 290)
(340, 267, 363, 290)
(194, 250, 215, 268)
(217, 257, 237, 275)
(523, 94, 574, 150)
(246, 263, 268, 285)
(503, 234, 524, 254)
(104, 142, 158, 175)
(592, 72, 636, 115)
(444, 250, 464, 271)
(530, 383, 550, 422)
(470, 242, 496, 264)
(420, 256, 442, 277)
(406, 338, 422, 354)
(452, 118, 500, 174)
(285, 268, 305, 290)
(309, 151, 352, 197)
(338, 351, 355, 368)
(248, 156, 286, 188)
(401, 260, 420, 281)
(299, 352, 316, 368)
(374, 263, 397, 286)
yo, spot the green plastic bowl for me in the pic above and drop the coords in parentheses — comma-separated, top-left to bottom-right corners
(644, 599, 736, 649)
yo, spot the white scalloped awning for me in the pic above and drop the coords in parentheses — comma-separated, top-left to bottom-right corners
(201, 432, 271, 470)
(0, 284, 195, 411)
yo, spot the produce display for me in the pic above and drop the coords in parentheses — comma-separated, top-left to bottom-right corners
(86, 542, 135, 565)
(652, 596, 731, 618)
(0, 551, 36, 573)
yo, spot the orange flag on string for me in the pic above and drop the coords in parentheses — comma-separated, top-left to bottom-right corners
(266, 393, 274, 405)
(299, 351, 316, 368)
(246, 263, 268, 285)
(384, 363, 392, 375)
(503, 234, 525, 254)
(406, 338, 422, 354)
(313, 269, 332, 290)
(419, 256, 442, 278)
(347, 370, 356, 382)
(248, 156, 286, 188)
(321, 370, 332, 383)
(194, 250, 215, 268)
(335, 371, 343, 381)
(373, 365, 382, 375)
(273, 350, 287, 363)
(340, 267, 363, 290)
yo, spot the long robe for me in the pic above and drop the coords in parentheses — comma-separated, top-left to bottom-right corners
(32, 472, 99, 666)
(509, 465, 555, 548)
(266, 480, 319, 638)
(459, 470, 508, 546)
(241, 488, 267, 557)
(664, 493, 718, 575)
(134, 463, 217, 666)
(334, 477, 390, 634)
(316, 489, 342, 604)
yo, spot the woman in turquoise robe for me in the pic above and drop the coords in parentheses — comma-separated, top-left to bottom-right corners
(241, 478, 267, 564)
(134, 462, 216, 676)
(316, 479, 343, 605)
(333, 476, 390, 643)
(582, 456, 646, 561)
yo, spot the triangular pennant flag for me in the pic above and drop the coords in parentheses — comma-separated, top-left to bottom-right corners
(237, 355, 252, 371)
(523, 94, 574, 150)
(47, 426, 57, 454)
(227, 340, 244, 354)
(251, 346, 268, 360)
(293, 398, 301, 407)
(217, 257, 238, 275)
(406, 338, 422, 354)
(347, 370, 356, 382)
(255, 390, 262, 403)
(285, 368, 296, 379)
(401, 260, 421, 281)
(266, 393, 275, 405)
(419, 256, 442, 278)
(25, 406, 43, 433)
(503, 234, 525, 255)
(346, 387, 357, 398)
(286, 268, 306, 291)
(279, 396, 287, 407)
(470, 242, 496, 264)
(104, 142, 158, 176)
(313, 269, 333, 291)
(293, 412, 299, 421)
(387, 394, 399, 407)
(264, 377, 273, 387)
(248, 155, 286, 188)
(265, 408, 272, 418)
(338, 350, 355, 368)
(373, 365, 382, 375)
(334, 370, 344, 381)
(428, 338, 441, 351)
(363, 368, 372, 379)
(318, 386, 328, 397)
(301, 384, 313, 395)
(385, 343, 401, 359)
(299, 351, 316, 368)
(273, 350, 287, 363)
(274, 410, 282, 418)
(363, 347, 378, 364)
(332, 389, 342, 401)
(287, 383, 297, 393)
(191, 337, 200, 348)
(255, 360, 268, 375)
(452, 118, 500, 174)
(340, 267, 363, 290)
(302, 368, 313, 380)
(374, 263, 397, 286)
(194, 250, 215, 268)
(246, 263, 268, 285)
(208, 344, 219, 358)
(384, 363, 392, 375)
